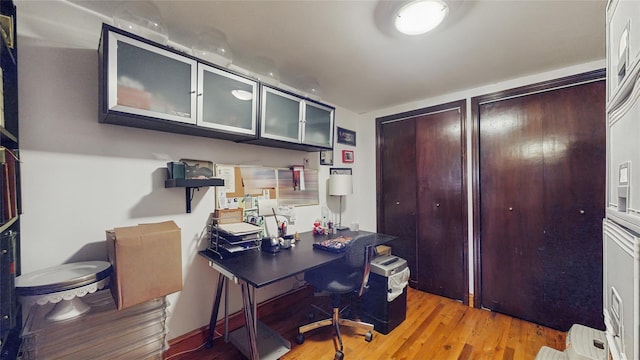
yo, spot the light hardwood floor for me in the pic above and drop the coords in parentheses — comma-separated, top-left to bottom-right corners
(170, 287, 565, 360)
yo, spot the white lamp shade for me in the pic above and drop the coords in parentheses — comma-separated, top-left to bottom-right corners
(329, 174, 353, 196)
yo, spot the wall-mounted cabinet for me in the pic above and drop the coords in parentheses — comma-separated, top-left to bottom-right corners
(99, 24, 259, 142)
(249, 85, 334, 151)
(105, 29, 198, 125)
(197, 64, 257, 135)
(98, 24, 335, 152)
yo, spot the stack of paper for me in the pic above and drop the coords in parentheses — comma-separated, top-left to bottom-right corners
(217, 222, 262, 236)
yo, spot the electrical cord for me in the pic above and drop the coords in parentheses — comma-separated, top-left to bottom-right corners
(164, 330, 222, 360)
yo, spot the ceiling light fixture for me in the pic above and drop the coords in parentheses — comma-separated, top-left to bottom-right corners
(231, 90, 253, 101)
(395, 0, 449, 36)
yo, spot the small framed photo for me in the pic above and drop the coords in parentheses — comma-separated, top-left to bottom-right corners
(320, 150, 333, 166)
(330, 168, 352, 175)
(337, 127, 356, 146)
(342, 150, 354, 163)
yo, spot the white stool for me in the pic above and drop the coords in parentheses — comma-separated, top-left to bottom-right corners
(535, 324, 608, 360)
(565, 324, 608, 360)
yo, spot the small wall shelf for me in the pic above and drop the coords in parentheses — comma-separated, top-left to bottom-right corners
(165, 178, 225, 213)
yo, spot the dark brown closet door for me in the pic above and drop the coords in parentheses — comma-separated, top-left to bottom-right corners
(415, 109, 466, 301)
(479, 78, 605, 331)
(379, 118, 418, 284)
(539, 82, 605, 330)
(378, 100, 467, 298)
(479, 96, 546, 321)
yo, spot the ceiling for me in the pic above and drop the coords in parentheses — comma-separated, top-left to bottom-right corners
(64, 0, 606, 114)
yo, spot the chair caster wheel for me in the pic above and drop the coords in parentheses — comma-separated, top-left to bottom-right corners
(295, 333, 305, 344)
(365, 331, 373, 342)
(334, 350, 344, 360)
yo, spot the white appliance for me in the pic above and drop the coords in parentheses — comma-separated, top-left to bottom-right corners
(605, 2, 640, 360)
(602, 220, 639, 360)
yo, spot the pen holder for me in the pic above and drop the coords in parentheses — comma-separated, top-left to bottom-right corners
(280, 234, 294, 249)
(278, 225, 287, 238)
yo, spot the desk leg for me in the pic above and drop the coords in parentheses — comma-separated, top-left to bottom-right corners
(224, 279, 229, 342)
(206, 272, 226, 348)
(251, 286, 257, 336)
(241, 282, 259, 360)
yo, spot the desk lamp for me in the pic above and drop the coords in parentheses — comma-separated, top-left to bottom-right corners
(329, 173, 353, 230)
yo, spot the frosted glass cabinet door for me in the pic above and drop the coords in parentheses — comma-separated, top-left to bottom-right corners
(197, 64, 257, 135)
(261, 87, 303, 142)
(302, 101, 334, 147)
(107, 32, 197, 124)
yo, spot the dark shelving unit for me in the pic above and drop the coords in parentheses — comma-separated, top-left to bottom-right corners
(164, 178, 225, 213)
(0, 0, 20, 358)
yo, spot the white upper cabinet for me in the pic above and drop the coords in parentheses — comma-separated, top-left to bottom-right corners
(106, 30, 198, 124)
(261, 86, 303, 143)
(99, 24, 334, 150)
(303, 101, 334, 148)
(197, 64, 258, 135)
(259, 85, 334, 150)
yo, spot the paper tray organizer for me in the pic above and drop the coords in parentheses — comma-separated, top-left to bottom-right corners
(208, 213, 262, 258)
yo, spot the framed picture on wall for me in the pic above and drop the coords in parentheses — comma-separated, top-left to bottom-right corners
(336, 127, 356, 146)
(342, 150, 354, 163)
(330, 168, 352, 175)
(320, 150, 333, 165)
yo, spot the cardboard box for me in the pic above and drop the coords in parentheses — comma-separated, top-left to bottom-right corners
(212, 208, 243, 224)
(106, 220, 182, 310)
(376, 245, 392, 257)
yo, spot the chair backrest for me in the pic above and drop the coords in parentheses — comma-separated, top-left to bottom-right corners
(343, 234, 377, 296)
(343, 234, 376, 267)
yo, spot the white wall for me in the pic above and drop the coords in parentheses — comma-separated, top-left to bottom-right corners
(355, 59, 606, 295)
(15, 0, 362, 341)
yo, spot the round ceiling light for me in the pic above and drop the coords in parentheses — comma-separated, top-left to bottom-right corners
(231, 90, 253, 101)
(395, 0, 449, 35)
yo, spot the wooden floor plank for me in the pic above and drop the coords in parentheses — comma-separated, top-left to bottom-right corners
(170, 287, 566, 360)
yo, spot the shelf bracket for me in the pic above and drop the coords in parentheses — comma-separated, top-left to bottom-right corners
(186, 187, 199, 213)
(165, 178, 224, 213)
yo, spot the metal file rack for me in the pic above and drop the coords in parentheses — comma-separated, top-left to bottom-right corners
(207, 215, 261, 259)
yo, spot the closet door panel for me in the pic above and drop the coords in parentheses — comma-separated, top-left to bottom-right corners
(479, 96, 546, 323)
(415, 109, 466, 300)
(478, 76, 606, 331)
(541, 81, 606, 330)
(380, 119, 418, 284)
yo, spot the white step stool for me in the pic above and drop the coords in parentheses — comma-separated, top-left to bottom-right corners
(565, 324, 608, 360)
(535, 346, 569, 360)
(535, 324, 608, 360)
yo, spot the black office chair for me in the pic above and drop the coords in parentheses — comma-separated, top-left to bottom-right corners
(296, 234, 377, 360)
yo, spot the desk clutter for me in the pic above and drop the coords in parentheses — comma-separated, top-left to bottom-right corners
(207, 206, 300, 258)
(312, 236, 353, 253)
(208, 211, 263, 259)
(20, 290, 168, 359)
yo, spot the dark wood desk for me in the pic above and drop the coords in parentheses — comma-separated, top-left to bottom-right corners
(198, 230, 396, 360)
